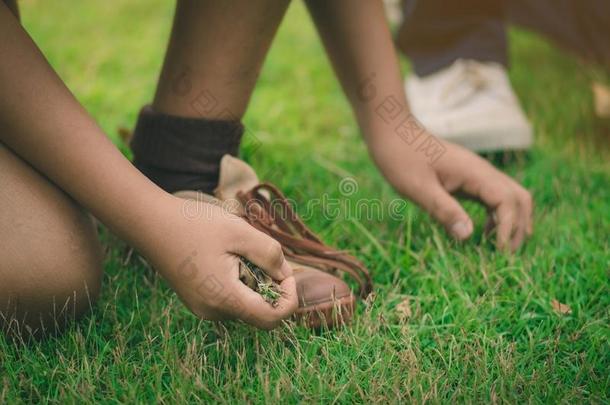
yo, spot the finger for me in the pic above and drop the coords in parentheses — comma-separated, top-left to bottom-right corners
(465, 176, 520, 251)
(520, 189, 534, 237)
(511, 219, 526, 252)
(495, 202, 516, 252)
(419, 185, 474, 241)
(229, 222, 292, 281)
(223, 276, 298, 330)
(511, 189, 534, 251)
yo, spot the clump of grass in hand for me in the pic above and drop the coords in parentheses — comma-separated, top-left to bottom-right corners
(238, 257, 282, 307)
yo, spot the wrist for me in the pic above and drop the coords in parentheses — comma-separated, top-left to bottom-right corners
(367, 124, 447, 168)
(91, 176, 178, 260)
(121, 191, 184, 260)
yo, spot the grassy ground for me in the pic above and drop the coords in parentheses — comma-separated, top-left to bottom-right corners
(2, 0, 609, 403)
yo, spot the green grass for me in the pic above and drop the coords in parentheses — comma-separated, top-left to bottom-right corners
(2, 0, 609, 402)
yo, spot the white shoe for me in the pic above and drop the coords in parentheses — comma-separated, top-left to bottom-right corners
(383, 0, 403, 26)
(405, 59, 533, 152)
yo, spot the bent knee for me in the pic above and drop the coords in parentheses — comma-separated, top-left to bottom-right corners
(0, 213, 104, 337)
(0, 143, 104, 337)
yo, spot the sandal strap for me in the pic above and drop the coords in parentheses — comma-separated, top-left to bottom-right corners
(237, 183, 373, 298)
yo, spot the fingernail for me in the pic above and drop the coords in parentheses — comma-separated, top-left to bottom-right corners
(451, 220, 472, 240)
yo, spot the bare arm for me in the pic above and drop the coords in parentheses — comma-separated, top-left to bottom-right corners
(0, 4, 297, 327)
(0, 5, 169, 253)
(305, 0, 533, 251)
(304, 0, 404, 139)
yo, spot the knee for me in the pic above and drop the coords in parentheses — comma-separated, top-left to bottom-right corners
(1, 215, 104, 338)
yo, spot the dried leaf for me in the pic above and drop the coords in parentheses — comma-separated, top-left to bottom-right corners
(551, 299, 572, 315)
(592, 82, 610, 118)
(396, 297, 412, 320)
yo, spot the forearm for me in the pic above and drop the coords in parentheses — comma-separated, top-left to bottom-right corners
(305, 0, 410, 141)
(0, 5, 173, 255)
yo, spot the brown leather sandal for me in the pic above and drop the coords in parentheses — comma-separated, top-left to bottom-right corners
(236, 182, 373, 327)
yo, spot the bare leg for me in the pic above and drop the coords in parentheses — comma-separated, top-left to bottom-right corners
(0, 143, 103, 337)
(0, 3, 102, 337)
(152, 0, 291, 119)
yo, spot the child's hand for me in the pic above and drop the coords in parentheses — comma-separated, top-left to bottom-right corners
(369, 135, 533, 252)
(142, 197, 298, 329)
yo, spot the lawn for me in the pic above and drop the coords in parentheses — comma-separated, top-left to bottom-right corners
(1, 0, 609, 403)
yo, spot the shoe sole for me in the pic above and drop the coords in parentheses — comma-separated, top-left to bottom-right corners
(443, 127, 533, 152)
(294, 294, 356, 329)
